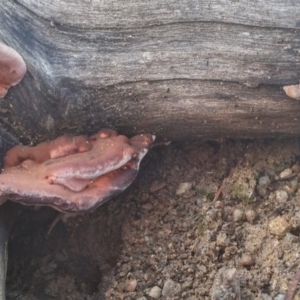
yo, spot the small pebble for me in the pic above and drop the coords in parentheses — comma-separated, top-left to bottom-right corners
(215, 201, 223, 209)
(257, 185, 268, 197)
(266, 168, 276, 178)
(216, 232, 230, 247)
(176, 182, 192, 196)
(245, 209, 258, 224)
(269, 216, 291, 237)
(117, 282, 125, 291)
(233, 208, 245, 222)
(283, 232, 299, 244)
(142, 203, 153, 211)
(195, 198, 202, 206)
(261, 294, 272, 300)
(290, 179, 298, 190)
(240, 253, 255, 267)
(258, 175, 271, 186)
(279, 168, 292, 179)
(197, 264, 207, 273)
(125, 279, 137, 292)
(162, 279, 181, 297)
(223, 206, 233, 221)
(149, 286, 162, 299)
(207, 209, 218, 220)
(274, 294, 285, 300)
(291, 164, 300, 173)
(275, 190, 288, 203)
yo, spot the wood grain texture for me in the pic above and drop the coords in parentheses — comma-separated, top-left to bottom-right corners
(0, 0, 300, 142)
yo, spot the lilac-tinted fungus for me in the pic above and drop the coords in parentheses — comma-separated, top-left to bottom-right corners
(0, 42, 26, 98)
(0, 130, 155, 213)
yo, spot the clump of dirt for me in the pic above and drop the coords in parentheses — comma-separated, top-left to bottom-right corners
(6, 138, 300, 299)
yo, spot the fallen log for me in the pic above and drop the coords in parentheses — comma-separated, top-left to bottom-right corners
(0, 0, 300, 143)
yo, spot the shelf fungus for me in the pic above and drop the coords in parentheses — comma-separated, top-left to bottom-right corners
(283, 84, 300, 101)
(0, 42, 26, 98)
(0, 129, 155, 213)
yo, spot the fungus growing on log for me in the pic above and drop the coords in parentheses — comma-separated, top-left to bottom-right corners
(4, 135, 92, 168)
(283, 84, 300, 101)
(0, 42, 26, 98)
(0, 129, 155, 213)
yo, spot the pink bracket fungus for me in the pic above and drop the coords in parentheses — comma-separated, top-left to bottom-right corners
(0, 42, 26, 98)
(0, 129, 155, 213)
(283, 84, 300, 101)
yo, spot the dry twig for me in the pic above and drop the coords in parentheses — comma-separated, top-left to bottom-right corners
(285, 268, 300, 300)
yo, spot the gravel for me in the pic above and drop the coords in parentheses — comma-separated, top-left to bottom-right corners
(6, 138, 300, 299)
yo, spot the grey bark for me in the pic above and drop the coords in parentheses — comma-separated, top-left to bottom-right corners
(0, 0, 300, 142)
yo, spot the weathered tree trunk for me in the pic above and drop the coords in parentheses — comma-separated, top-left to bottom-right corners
(0, 202, 15, 300)
(0, 0, 300, 142)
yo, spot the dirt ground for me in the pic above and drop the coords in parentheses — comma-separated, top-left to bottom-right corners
(5, 138, 300, 300)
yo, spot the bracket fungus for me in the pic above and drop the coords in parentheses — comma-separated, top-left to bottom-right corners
(0, 42, 26, 98)
(0, 129, 155, 213)
(283, 84, 300, 101)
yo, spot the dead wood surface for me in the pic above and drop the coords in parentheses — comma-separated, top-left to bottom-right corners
(0, 0, 300, 142)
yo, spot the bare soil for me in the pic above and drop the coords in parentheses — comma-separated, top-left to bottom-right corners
(6, 138, 300, 300)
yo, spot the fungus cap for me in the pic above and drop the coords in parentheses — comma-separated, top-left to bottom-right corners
(0, 130, 155, 213)
(0, 42, 26, 98)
